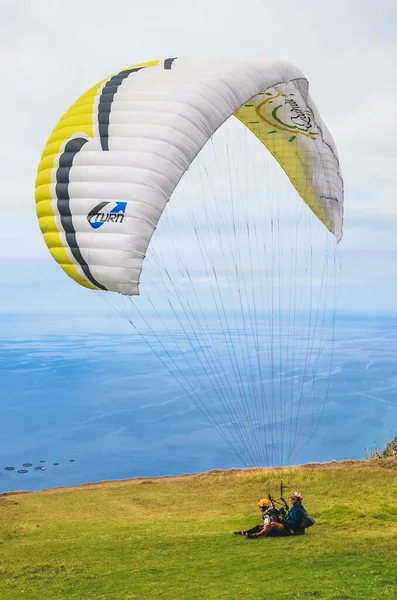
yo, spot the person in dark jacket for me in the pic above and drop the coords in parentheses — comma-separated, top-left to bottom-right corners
(282, 491, 306, 535)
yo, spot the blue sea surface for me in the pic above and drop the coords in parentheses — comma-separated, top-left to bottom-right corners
(1, 312, 397, 493)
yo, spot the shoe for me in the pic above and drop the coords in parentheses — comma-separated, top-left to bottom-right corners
(233, 531, 244, 535)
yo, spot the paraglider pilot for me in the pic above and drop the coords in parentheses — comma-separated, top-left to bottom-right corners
(281, 491, 306, 535)
(234, 498, 284, 537)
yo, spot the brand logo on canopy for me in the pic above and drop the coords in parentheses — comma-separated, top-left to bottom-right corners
(87, 201, 127, 229)
(257, 92, 318, 140)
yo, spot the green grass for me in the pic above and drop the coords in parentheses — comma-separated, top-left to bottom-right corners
(1, 459, 397, 599)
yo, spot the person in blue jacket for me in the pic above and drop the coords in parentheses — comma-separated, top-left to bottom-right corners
(282, 491, 306, 535)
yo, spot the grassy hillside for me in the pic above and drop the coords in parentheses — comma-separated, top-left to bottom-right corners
(1, 459, 397, 599)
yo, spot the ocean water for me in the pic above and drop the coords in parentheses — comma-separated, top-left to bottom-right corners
(1, 311, 397, 493)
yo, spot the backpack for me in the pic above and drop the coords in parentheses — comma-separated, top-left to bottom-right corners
(299, 509, 315, 529)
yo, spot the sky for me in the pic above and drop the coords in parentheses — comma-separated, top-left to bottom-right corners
(1, 0, 397, 315)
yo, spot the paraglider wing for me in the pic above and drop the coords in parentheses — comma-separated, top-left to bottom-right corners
(35, 57, 343, 295)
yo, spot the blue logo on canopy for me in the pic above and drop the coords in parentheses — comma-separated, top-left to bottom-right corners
(87, 201, 127, 229)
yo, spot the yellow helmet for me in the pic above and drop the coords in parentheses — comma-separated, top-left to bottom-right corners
(257, 498, 271, 508)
